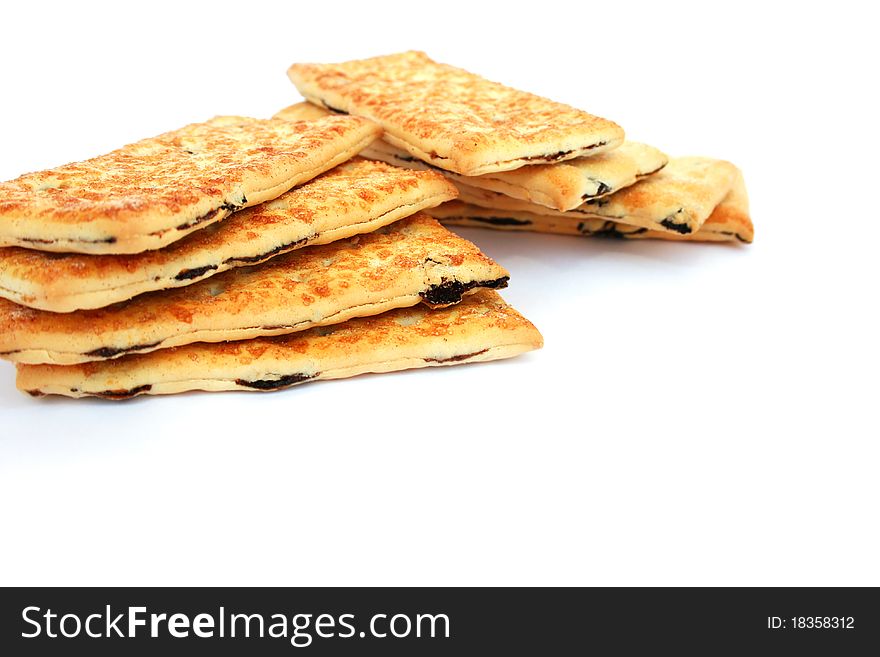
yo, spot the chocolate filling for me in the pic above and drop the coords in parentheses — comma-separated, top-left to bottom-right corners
(223, 236, 311, 266)
(576, 221, 598, 236)
(171, 201, 242, 233)
(85, 341, 161, 359)
(15, 200, 247, 248)
(523, 149, 573, 163)
(420, 277, 509, 306)
(236, 372, 316, 390)
(466, 216, 532, 227)
(92, 384, 152, 399)
(26, 390, 45, 397)
(717, 231, 749, 244)
(386, 151, 467, 177)
(18, 235, 117, 246)
(581, 197, 610, 208)
(659, 213, 693, 235)
(424, 348, 489, 364)
(585, 162, 666, 202)
(175, 264, 218, 281)
(391, 142, 607, 171)
(586, 222, 648, 239)
(582, 181, 612, 200)
(521, 142, 607, 164)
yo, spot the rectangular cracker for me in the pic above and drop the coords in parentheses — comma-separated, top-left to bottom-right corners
(0, 158, 458, 312)
(276, 102, 666, 211)
(454, 157, 740, 236)
(16, 289, 543, 399)
(0, 215, 509, 365)
(370, 138, 668, 211)
(0, 115, 381, 254)
(287, 51, 624, 176)
(430, 172, 753, 243)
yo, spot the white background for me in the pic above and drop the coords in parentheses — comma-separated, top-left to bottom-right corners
(1, 0, 877, 586)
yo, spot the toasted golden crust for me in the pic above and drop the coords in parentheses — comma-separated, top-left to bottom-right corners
(0, 215, 509, 365)
(16, 289, 543, 399)
(0, 115, 381, 254)
(430, 172, 753, 243)
(365, 137, 668, 211)
(603, 172, 752, 243)
(454, 157, 739, 235)
(287, 52, 624, 176)
(0, 158, 458, 312)
(276, 102, 406, 165)
(276, 103, 664, 211)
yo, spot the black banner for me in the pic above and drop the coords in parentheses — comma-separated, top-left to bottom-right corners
(1, 587, 876, 655)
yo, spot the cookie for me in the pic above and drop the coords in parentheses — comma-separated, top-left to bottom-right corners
(0, 215, 509, 364)
(17, 290, 542, 399)
(0, 158, 457, 311)
(430, 172, 753, 243)
(287, 52, 624, 175)
(0, 114, 380, 253)
(454, 157, 740, 235)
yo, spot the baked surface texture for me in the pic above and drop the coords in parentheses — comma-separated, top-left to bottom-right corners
(0, 215, 509, 365)
(276, 103, 661, 210)
(365, 137, 668, 211)
(0, 115, 381, 254)
(287, 52, 624, 176)
(0, 158, 457, 312)
(431, 172, 752, 243)
(17, 289, 543, 399)
(454, 157, 739, 235)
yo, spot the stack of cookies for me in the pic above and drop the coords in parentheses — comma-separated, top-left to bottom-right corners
(1, 50, 753, 400)
(0, 112, 542, 399)
(284, 51, 753, 244)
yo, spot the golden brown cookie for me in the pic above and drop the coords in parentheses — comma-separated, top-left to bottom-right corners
(16, 290, 542, 399)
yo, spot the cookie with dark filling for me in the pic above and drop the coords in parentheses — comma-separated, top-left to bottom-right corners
(0, 158, 457, 312)
(453, 157, 741, 236)
(287, 52, 624, 176)
(0, 215, 509, 365)
(0, 114, 381, 254)
(16, 290, 542, 399)
(429, 172, 753, 244)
